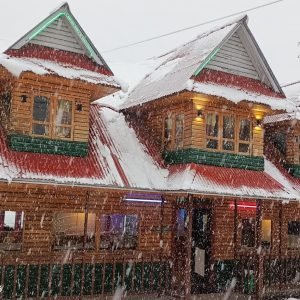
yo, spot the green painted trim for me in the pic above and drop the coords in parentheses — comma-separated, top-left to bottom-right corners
(29, 12, 96, 59)
(8, 134, 88, 157)
(164, 148, 264, 171)
(284, 164, 300, 178)
(194, 47, 220, 76)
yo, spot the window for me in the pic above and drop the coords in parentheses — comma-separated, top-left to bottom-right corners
(223, 115, 235, 151)
(206, 113, 219, 149)
(53, 213, 96, 250)
(176, 208, 187, 237)
(241, 218, 255, 248)
(55, 100, 73, 139)
(262, 219, 272, 250)
(100, 214, 138, 250)
(32, 96, 50, 136)
(32, 96, 74, 140)
(163, 116, 173, 150)
(205, 112, 253, 154)
(239, 119, 251, 154)
(175, 114, 184, 149)
(0, 211, 24, 250)
(288, 221, 300, 249)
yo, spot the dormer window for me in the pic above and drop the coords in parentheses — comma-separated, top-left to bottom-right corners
(32, 96, 50, 136)
(31, 96, 74, 140)
(205, 112, 252, 155)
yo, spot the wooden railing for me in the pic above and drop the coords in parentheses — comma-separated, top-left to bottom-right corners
(0, 253, 172, 299)
(239, 253, 300, 297)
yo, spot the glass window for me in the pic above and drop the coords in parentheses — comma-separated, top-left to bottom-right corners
(32, 96, 50, 136)
(176, 208, 187, 237)
(239, 119, 251, 141)
(262, 220, 271, 250)
(163, 116, 173, 150)
(53, 213, 96, 250)
(288, 221, 300, 249)
(100, 214, 138, 250)
(223, 115, 235, 151)
(55, 100, 73, 139)
(241, 218, 255, 248)
(175, 114, 184, 149)
(206, 113, 219, 137)
(0, 211, 24, 250)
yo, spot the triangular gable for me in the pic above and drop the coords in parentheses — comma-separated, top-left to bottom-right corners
(194, 17, 283, 94)
(6, 2, 111, 71)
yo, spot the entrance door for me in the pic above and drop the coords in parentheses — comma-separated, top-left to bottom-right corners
(191, 208, 212, 294)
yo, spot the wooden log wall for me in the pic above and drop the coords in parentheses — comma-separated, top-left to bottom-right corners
(0, 182, 173, 263)
(9, 73, 93, 143)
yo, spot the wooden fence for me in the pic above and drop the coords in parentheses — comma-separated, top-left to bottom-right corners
(0, 253, 172, 299)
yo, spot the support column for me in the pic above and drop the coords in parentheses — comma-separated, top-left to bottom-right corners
(255, 199, 264, 299)
(185, 195, 193, 300)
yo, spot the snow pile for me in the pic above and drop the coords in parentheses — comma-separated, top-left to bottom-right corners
(0, 54, 120, 88)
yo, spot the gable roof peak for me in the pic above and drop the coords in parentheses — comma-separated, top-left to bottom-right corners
(5, 2, 112, 73)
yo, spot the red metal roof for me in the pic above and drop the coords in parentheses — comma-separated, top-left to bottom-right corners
(167, 163, 290, 198)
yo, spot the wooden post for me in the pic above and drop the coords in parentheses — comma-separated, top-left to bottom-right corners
(255, 199, 264, 299)
(159, 195, 165, 296)
(185, 194, 193, 300)
(279, 201, 283, 289)
(233, 198, 238, 291)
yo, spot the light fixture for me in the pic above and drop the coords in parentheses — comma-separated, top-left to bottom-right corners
(76, 103, 83, 112)
(124, 193, 164, 204)
(197, 110, 203, 119)
(20, 95, 28, 103)
(255, 119, 262, 128)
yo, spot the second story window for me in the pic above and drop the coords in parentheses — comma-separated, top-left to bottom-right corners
(163, 116, 173, 150)
(55, 100, 73, 139)
(175, 114, 184, 149)
(205, 112, 253, 155)
(206, 113, 219, 149)
(32, 96, 74, 140)
(32, 96, 50, 136)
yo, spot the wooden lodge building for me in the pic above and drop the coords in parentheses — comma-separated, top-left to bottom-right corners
(0, 3, 299, 299)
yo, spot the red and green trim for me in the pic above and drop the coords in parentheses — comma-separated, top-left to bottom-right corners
(285, 164, 300, 178)
(8, 134, 88, 157)
(164, 148, 264, 171)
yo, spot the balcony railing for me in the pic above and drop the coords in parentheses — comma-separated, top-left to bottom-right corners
(0, 253, 172, 299)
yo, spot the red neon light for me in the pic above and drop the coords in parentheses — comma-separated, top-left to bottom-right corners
(229, 201, 256, 210)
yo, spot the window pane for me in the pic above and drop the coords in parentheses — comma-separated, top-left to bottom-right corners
(164, 117, 172, 140)
(55, 126, 71, 138)
(206, 139, 218, 149)
(53, 213, 95, 250)
(239, 119, 250, 141)
(239, 143, 250, 153)
(223, 140, 234, 151)
(100, 214, 138, 250)
(33, 96, 50, 122)
(32, 124, 49, 136)
(288, 221, 300, 249)
(206, 113, 218, 137)
(175, 114, 184, 149)
(262, 220, 271, 250)
(177, 208, 187, 237)
(56, 100, 72, 125)
(223, 116, 235, 139)
(241, 219, 255, 248)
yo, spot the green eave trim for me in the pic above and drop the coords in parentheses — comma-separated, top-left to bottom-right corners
(8, 134, 88, 157)
(163, 148, 264, 171)
(194, 47, 220, 76)
(284, 164, 300, 178)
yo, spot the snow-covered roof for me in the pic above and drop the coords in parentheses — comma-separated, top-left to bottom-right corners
(122, 15, 285, 110)
(0, 104, 297, 200)
(0, 105, 167, 189)
(0, 54, 120, 88)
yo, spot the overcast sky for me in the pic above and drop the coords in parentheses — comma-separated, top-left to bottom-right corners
(0, 0, 299, 87)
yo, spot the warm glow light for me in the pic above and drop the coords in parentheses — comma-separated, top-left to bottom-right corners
(229, 201, 256, 210)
